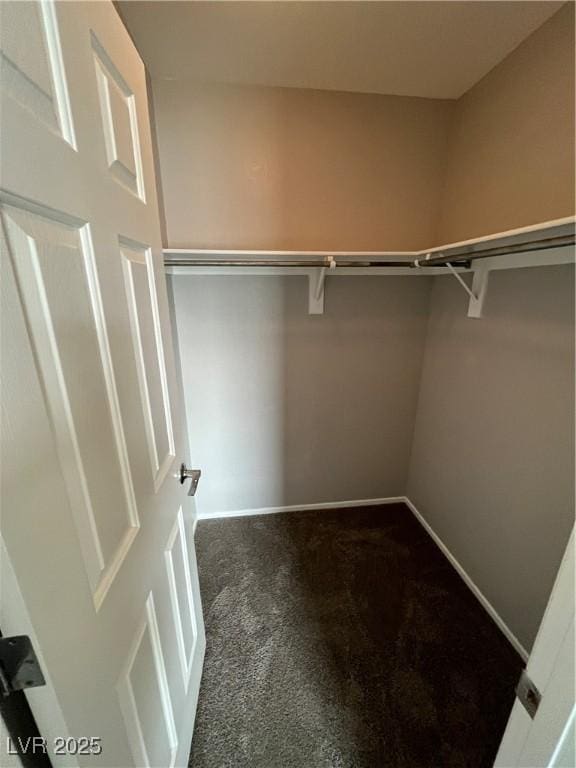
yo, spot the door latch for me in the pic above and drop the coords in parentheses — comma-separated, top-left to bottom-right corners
(179, 464, 201, 496)
(0, 636, 46, 698)
(516, 669, 541, 719)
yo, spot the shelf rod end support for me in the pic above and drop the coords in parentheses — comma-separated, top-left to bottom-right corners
(446, 261, 489, 318)
(308, 257, 335, 314)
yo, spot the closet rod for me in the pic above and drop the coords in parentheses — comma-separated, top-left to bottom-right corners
(164, 258, 435, 268)
(164, 232, 574, 269)
(416, 233, 575, 267)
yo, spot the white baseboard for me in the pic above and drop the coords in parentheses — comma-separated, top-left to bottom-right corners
(403, 496, 529, 661)
(197, 496, 405, 521)
(196, 493, 528, 661)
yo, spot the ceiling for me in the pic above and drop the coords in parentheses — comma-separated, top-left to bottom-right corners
(118, 1, 564, 100)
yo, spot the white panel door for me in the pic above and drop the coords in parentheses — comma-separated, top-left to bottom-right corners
(0, 2, 205, 766)
(494, 530, 575, 768)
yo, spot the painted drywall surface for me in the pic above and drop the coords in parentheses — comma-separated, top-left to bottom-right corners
(153, 82, 453, 251)
(171, 275, 432, 515)
(151, 5, 573, 252)
(119, 1, 563, 99)
(407, 265, 575, 651)
(437, 3, 575, 244)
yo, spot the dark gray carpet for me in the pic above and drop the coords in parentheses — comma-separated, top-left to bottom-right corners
(189, 504, 522, 768)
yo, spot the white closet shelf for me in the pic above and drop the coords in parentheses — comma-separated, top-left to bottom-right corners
(164, 216, 575, 316)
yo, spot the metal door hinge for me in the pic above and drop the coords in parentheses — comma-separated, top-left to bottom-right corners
(516, 669, 541, 719)
(0, 636, 46, 697)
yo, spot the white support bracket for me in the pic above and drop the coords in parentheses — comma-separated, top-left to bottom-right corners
(164, 225, 573, 318)
(446, 261, 490, 318)
(468, 262, 490, 318)
(308, 257, 336, 314)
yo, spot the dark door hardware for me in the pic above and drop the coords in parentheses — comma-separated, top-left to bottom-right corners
(0, 635, 46, 698)
(516, 669, 541, 719)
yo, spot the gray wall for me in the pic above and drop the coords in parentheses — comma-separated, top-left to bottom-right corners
(437, 3, 575, 243)
(156, 7, 575, 655)
(170, 266, 574, 653)
(152, 81, 453, 251)
(171, 275, 432, 515)
(147, 6, 574, 252)
(407, 265, 575, 650)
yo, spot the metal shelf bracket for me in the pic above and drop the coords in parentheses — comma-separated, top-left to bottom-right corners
(446, 261, 490, 318)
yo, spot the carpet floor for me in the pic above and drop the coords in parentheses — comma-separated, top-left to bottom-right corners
(189, 504, 522, 768)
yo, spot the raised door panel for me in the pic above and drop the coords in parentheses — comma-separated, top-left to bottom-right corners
(117, 593, 178, 768)
(92, 32, 145, 200)
(0, 0, 75, 145)
(165, 508, 198, 692)
(1, 202, 138, 609)
(120, 238, 175, 491)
